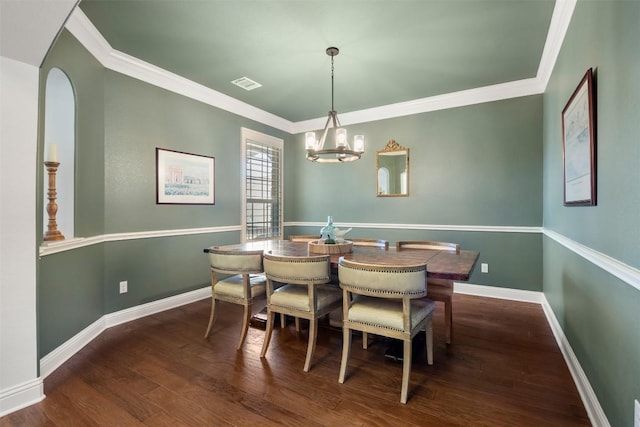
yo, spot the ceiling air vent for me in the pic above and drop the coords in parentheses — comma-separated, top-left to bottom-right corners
(231, 77, 262, 91)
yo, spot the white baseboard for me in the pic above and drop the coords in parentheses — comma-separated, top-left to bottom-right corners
(104, 287, 211, 328)
(0, 378, 44, 418)
(454, 282, 544, 303)
(541, 296, 610, 427)
(40, 286, 210, 379)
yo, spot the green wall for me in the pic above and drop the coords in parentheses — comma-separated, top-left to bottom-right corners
(102, 71, 287, 233)
(287, 95, 544, 291)
(542, 1, 640, 426)
(38, 31, 106, 357)
(288, 96, 542, 226)
(37, 30, 289, 357)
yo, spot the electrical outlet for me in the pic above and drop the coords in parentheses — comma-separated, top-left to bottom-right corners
(119, 280, 128, 294)
(634, 399, 639, 427)
(481, 263, 489, 273)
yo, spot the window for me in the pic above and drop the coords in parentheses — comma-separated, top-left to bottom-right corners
(241, 128, 283, 242)
(44, 68, 75, 239)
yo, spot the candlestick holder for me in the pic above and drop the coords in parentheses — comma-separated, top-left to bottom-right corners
(44, 161, 65, 241)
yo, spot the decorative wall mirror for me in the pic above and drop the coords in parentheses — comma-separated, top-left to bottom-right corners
(376, 140, 409, 197)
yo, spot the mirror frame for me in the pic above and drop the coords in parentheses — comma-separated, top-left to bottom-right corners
(376, 139, 409, 197)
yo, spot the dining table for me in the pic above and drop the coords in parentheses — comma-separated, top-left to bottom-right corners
(204, 239, 479, 281)
(204, 239, 480, 358)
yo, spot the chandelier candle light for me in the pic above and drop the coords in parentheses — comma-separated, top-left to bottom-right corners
(305, 47, 365, 163)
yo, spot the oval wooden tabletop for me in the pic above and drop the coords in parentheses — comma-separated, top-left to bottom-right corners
(206, 240, 479, 281)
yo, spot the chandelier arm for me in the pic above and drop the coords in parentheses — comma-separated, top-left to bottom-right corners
(318, 113, 333, 150)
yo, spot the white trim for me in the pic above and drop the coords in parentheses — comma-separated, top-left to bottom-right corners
(65, 9, 293, 133)
(541, 295, 610, 427)
(285, 221, 542, 234)
(40, 286, 210, 379)
(291, 78, 543, 133)
(454, 282, 543, 304)
(39, 225, 241, 256)
(543, 229, 640, 292)
(39, 222, 542, 258)
(38, 224, 640, 295)
(0, 378, 44, 418)
(536, 0, 578, 91)
(39, 316, 106, 379)
(104, 287, 210, 328)
(65, 3, 575, 133)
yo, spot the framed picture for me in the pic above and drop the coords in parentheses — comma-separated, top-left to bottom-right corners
(156, 148, 215, 204)
(562, 68, 596, 206)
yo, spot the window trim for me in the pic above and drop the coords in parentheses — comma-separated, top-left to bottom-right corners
(240, 128, 283, 243)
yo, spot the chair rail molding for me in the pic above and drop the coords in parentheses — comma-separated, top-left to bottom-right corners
(39, 225, 242, 256)
(543, 228, 640, 292)
(284, 221, 542, 234)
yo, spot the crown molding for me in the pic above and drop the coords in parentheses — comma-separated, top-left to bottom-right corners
(292, 77, 543, 133)
(65, 1, 576, 134)
(65, 9, 294, 133)
(536, 0, 578, 91)
(543, 228, 640, 292)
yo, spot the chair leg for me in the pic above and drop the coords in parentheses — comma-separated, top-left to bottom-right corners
(338, 327, 352, 383)
(362, 332, 368, 349)
(400, 339, 412, 404)
(280, 314, 286, 328)
(426, 319, 434, 365)
(444, 299, 452, 344)
(303, 318, 318, 372)
(295, 317, 300, 332)
(204, 297, 217, 338)
(260, 310, 275, 358)
(236, 303, 251, 351)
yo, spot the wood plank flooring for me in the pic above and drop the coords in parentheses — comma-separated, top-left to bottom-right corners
(1, 294, 591, 426)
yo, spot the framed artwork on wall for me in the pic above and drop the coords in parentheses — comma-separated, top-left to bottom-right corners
(561, 68, 596, 206)
(156, 148, 215, 204)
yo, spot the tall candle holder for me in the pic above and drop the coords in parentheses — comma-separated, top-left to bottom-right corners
(44, 161, 65, 241)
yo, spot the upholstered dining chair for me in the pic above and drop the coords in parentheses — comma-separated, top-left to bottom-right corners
(337, 258, 435, 404)
(261, 253, 341, 372)
(396, 241, 460, 344)
(204, 247, 266, 350)
(349, 238, 389, 249)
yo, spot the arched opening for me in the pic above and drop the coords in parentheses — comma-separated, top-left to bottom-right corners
(44, 68, 75, 239)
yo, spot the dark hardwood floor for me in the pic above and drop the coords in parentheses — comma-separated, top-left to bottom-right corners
(1, 294, 590, 426)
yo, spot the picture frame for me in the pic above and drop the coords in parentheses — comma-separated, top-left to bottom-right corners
(156, 148, 215, 204)
(561, 68, 596, 206)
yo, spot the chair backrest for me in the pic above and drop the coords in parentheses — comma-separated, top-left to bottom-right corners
(208, 247, 264, 275)
(350, 238, 389, 249)
(396, 240, 460, 253)
(338, 259, 426, 298)
(263, 253, 331, 285)
(289, 235, 320, 242)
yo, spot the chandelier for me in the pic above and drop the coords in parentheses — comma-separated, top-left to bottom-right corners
(305, 47, 364, 163)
